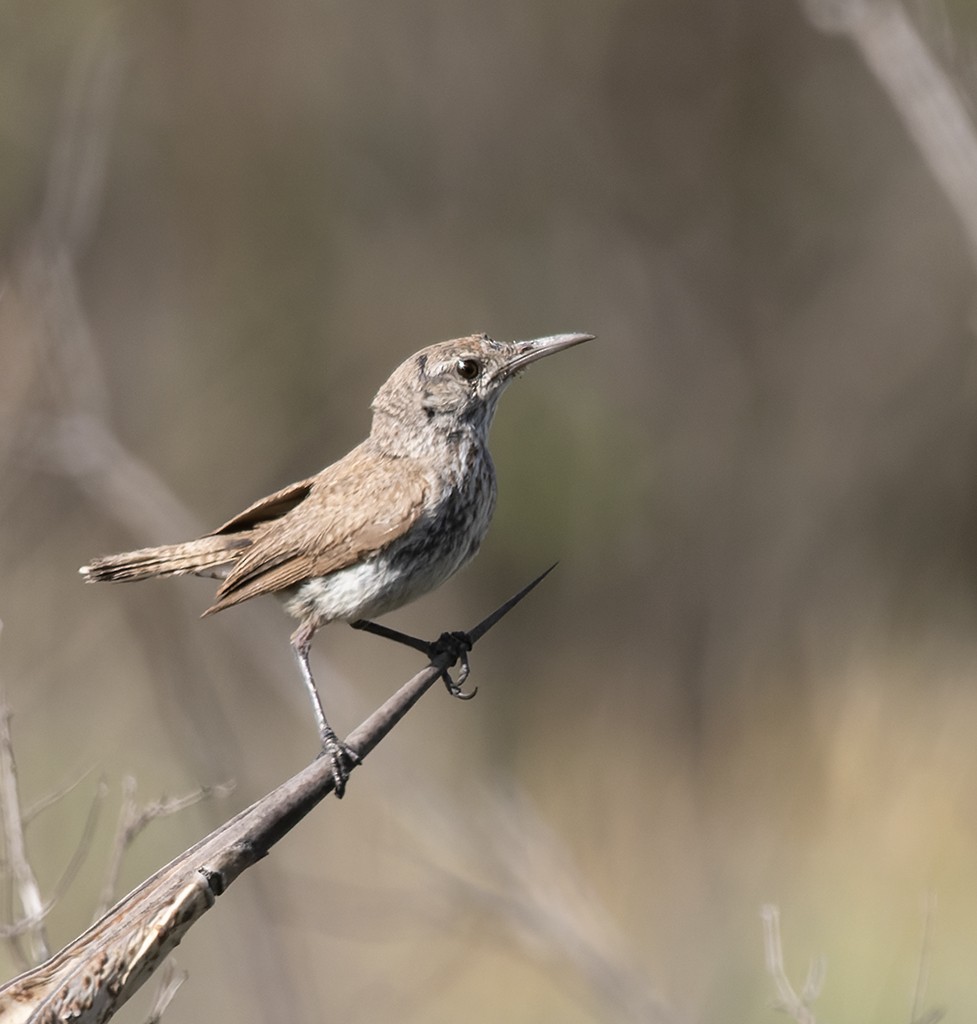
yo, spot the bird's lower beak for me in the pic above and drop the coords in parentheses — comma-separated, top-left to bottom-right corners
(496, 333, 595, 379)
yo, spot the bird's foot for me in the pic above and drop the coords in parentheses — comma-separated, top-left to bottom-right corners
(429, 631, 477, 699)
(350, 567, 559, 710)
(316, 728, 360, 798)
(350, 620, 477, 699)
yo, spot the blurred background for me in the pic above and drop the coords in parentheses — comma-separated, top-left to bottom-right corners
(4, 0, 977, 1020)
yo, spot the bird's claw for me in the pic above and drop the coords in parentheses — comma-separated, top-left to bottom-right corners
(431, 631, 478, 699)
(317, 731, 359, 798)
(442, 671, 478, 700)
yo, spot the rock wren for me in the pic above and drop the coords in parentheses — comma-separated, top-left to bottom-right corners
(81, 332, 593, 792)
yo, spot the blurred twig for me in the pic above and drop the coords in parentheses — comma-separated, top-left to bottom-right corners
(0, 629, 109, 965)
(387, 784, 678, 1024)
(143, 960, 187, 1024)
(36, 782, 106, 934)
(909, 893, 944, 1024)
(0, 785, 105, 945)
(0, 624, 49, 968)
(22, 768, 98, 830)
(761, 905, 824, 1024)
(801, 0, 977, 271)
(464, 788, 675, 1023)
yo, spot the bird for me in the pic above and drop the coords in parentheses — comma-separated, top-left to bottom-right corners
(81, 332, 593, 793)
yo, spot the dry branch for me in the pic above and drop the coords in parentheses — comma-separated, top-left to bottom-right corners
(0, 571, 547, 1024)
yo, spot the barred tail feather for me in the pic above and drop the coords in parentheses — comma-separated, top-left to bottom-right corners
(80, 536, 251, 583)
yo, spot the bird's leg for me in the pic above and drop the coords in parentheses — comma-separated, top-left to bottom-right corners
(290, 622, 358, 797)
(348, 619, 432, 655)
(349, 620, 476, 699)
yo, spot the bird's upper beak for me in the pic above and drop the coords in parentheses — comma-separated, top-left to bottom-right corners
(495, 333, 595, 379)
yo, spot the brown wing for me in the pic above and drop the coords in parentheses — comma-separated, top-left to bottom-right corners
(204, 445, 429, 613)
(208, 477, 318, 535)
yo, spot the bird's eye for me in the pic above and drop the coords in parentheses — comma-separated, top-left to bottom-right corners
(456, 358, 481, 382)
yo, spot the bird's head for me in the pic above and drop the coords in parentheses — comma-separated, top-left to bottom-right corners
(370, 333, 593, 454)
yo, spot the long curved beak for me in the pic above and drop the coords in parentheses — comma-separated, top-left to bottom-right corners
(496, 332, 595, 379)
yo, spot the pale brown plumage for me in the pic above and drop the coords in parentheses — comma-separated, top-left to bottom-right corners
(205, 443, 430, 613)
